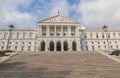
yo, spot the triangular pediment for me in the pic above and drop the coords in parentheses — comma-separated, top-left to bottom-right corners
(38, 15, 79, 23)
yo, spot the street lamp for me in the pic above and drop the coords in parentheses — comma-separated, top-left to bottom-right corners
(79, 26, 86, 51)
(6, 25, 15, 50)
(102, 25, 110, 50)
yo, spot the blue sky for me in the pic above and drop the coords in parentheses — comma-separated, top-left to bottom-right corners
(0, 0, 120, 29)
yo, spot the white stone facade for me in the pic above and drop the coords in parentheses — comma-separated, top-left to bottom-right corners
(0, 15, 120, 51)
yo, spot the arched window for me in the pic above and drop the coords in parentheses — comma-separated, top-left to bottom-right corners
(92, 41, 94, 44)
(50, 41, 54, 51)
(72, 41, 77, 51)
(64, 41, 68, 51)
(96, 33, 99, 38)
(92, 46, 94, 50)
(56, 41, 61, 51)
(41, 41, 45, 51)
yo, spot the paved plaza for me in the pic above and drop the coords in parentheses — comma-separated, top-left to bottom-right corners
(0, 51, 120, 78)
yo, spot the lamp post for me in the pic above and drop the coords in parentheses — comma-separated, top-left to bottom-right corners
(102, 25, 110, 50)
(79, 26, 86, 51)
(6, 25, 15, 50)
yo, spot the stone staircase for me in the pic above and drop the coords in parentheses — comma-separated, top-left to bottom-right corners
(0, 51, 120, 78)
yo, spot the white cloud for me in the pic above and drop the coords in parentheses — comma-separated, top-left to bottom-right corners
(0, 0, 36, 29)
(0, 0, 120, 29)
(78, 0, 120, 29)
(50, 0, 70, 17)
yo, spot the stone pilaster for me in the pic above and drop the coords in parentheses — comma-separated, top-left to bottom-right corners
(39, 26, 42, 36)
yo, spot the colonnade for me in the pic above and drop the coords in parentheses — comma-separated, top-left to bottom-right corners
(39, 25, 78, 37)
(39, 40, 78, 51)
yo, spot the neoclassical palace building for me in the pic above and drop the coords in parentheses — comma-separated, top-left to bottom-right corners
(0, 14, 120, 51)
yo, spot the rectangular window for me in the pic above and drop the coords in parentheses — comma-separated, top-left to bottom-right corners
(63, 33, 66, 36)
(1, 46, 4, 49)
(51, 33, 54, 36)
(43, 33, 46, 36)
(105, 46, 107, 49)
(104, 41, 106, 44)
(96, 35, 99, 38)
(23, 33, 26, 39)
(111, 46, 113, 49)
(17, 33, 19, 39)
(92, 42, 94, 44)
(57, 33, 60, 36)
(15, 46, 17, 50)
(28, 46, 31, 51)
(86, 46, 88, 50)
(84, 34, 87, 39)
(10, 33, 14, 39)
(30, 33, 33, 39)
(29, 42, 31, 44)
(108, 33, 110, 38)
(2, 42, 5, 44)
(9, 42, 11, 44)
(23, 42, 25, 44)
(98, 41, 100, 44)
(116, 45, 119, 49)
(90, 32, 92, 38)
(115, 41, 117, 44)
(16, 42, 18, 44)
(98, 46, 100, 49)
(71, 33, 74, 36)
(4, 33, 8, 39)
(102, 35, 104, 38)
(22, 46, 24, 51)
(92, 46, 94, 50)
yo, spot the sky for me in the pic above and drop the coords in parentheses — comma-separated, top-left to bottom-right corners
(0, 0, 120, 29)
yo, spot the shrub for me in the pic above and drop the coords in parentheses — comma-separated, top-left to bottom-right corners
(0, 51, 6, 57)
(110, 50, 120, 56)
(0, 50, 11, 57)
(4, 50, 15, 52)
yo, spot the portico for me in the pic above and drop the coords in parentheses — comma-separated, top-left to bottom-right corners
(38, 14, 80, 51)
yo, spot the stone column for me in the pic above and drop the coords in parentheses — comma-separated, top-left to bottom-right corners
(69, 26, 71, 37)
(75, 26, 78, 37)
(54, 26, 56, 37)
(61, 41, 63, 51)
(68, 25, 71, 37)
(77, 40, 80, 51)
(54, 41, 56, 51)
(61, 26, 63, 37)
(45, 40, 48, 51)
(47, 26, 50, 37)
(69, 40, 72, 51)
(67, 26, 69, 37)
